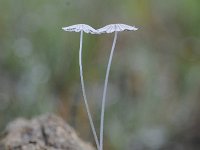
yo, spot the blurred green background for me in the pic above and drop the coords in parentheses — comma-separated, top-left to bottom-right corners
(0, 0, 200, 149)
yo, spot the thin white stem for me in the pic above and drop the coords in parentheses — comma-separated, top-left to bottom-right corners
(100, 31, 118, 150)
(79, 31, 100, 150)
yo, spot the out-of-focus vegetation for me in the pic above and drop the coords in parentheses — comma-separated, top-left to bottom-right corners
(0, 0, 200, 149)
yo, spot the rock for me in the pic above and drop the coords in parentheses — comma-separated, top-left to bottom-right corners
(0, 114, 95, 150)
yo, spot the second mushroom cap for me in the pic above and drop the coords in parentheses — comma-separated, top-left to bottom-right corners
(97, 23, 138, 34)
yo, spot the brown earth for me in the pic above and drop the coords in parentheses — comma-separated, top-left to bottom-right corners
(0, 114, 95, 150)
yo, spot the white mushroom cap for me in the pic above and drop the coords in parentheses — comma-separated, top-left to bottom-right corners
(62, 24, 98, 34)
(97, 24, 138, 34)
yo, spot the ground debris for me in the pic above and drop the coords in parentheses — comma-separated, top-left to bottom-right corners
(0, 114, 95, 150)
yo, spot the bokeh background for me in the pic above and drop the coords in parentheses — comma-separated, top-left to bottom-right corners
(0, 0, 200, 150)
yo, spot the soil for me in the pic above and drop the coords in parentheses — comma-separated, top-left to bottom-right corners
(0, 114, 95, 150)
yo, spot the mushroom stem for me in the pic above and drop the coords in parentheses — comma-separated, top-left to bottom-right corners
(100, 31, 118, 150)
(79, 31, 100, 150)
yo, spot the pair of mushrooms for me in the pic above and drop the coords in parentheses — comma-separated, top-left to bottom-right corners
(62, 24, 138, 150)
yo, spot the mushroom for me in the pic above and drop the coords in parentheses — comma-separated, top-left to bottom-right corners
(62, 24, 100, 150)
(97, 24, 138, 150)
